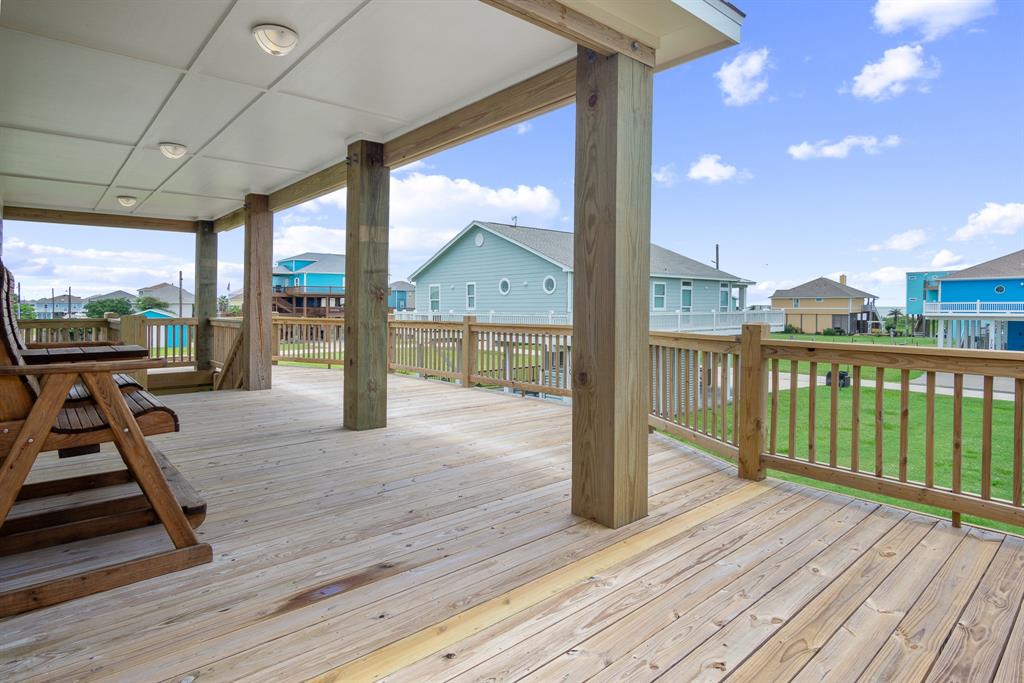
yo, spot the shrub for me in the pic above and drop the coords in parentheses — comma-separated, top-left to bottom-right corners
(784, 324, 802, 334)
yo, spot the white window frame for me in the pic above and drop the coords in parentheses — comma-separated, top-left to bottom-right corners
(543, 275, 557, 294)
(429, 284, 441, 312)
(679, 281, 692, 313)
(498, 278, 511, 296)
(465, 282, 476, 310)
(720, 283, 730, 312)
(793, 298, 800, 308)
(815, 297, 824, 302)
(995, 285, 1006, 294)
(652, 281, 667, 311)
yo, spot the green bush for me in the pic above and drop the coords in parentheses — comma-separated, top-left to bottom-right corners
(783, 323, 802, 334)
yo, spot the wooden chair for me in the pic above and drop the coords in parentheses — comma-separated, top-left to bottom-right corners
(0, 264, 210, 617)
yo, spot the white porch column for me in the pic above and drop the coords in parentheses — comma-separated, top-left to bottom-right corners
(937, 319, 945, 348)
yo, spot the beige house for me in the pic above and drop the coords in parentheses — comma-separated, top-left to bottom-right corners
(771, 275, 879, 333)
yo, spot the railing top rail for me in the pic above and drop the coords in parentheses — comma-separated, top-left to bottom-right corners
(390, 320, 465, 330)
(273, 316, 345, 324)
(143, 317, 197, 325)
(469, 322, 572, 333)
(17, 318, 111, 325)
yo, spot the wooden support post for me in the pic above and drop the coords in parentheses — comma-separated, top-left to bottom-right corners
(570, 47, 652, 529)
(193, 220, 217, 371)
(119, 314, 149, 389)
(242, 194, 273, 390)
(738, 323, 769, 480)
(344, 140, 390, 430)
(461, 316, 477, 387)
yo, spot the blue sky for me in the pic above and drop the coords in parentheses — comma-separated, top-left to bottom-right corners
(5, 0, 1022, 305)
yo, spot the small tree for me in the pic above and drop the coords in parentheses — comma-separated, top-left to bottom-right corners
(134, 295, 170, 312)
(217, 295, 230, 314)
(886, 307, 903, 334)
(17, 303, 35, 319)
(84, 297, 133, 318)
(227, 304, 242, 316)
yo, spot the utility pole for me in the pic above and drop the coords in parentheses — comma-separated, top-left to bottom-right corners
(714, 243, 720, 270)
(68, 286, 72, 318)
(51, 287, 55, 320)
(178, 270, 183, 317)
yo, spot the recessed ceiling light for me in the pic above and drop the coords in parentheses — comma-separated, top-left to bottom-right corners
(117, 195, 137, 208)
(252, 24, 299, 56)
(159, 142, 188, 159)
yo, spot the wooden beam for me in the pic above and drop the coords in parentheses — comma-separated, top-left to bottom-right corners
(737, 323, 768, 480)
(241, 194, 273, 390)
(384, 59, 575, 168)
(211, 59, 577, 231)
(269, 160, 348, 213)
(193, 220, 217, 371)
(2, 206, 197, 233)
(344, 140, 390, 430)
(570, 47, 653, 529)
(481, 0, 655, 67)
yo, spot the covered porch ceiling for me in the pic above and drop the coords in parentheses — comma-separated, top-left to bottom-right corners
(0, 0, 743, 232)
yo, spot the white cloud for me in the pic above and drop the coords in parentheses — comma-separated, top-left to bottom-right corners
(715, 48, 770, 106)
(306, 171, 561, 279)
(873, 0, 995, 41)
(652, 163, 679, 188)
(868, 228, 927, 251)
(788, 134, 901, 160)
(686, 154, 752, 184)
(931, 248, 963, 267)
(848, 44, 940, 101)
(515, 122, 533, 135)
(951, 202, 1024, 241)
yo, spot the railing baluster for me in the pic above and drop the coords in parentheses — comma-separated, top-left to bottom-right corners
(788, 363, 798, 458)
(899, 369, 909, 482)
(829, 362, 839, 467)
(952, 373, 963, 527)
(851, 365, 861, 473)
(808, 362, 817, 463)
(926, 370, 935, 488)
(982, 375, 993, 500)
(875, 369, 884, 478)
(769, 358, 779, 454)
(1015, 378, 1023, 507)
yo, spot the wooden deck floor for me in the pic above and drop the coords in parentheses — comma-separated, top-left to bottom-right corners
(3, 366, 1024, 682)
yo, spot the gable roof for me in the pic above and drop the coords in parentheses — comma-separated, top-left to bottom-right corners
(772, 276, 877, 299)
(389, 280, 415, 292)
(86, 289, 137, 301)
(940, 249, 1024, 280)
(274, 252, 346, 275)
(411, 221, 748, 283)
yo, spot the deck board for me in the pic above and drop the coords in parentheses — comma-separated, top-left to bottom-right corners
(1, 366, 1021, 682)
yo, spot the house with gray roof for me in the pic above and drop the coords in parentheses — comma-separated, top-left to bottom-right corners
(770, 275, 879, 334)
(408, 221, 762, 329)
(272, 252, 345, 317)
(927, 249, 1024, 350)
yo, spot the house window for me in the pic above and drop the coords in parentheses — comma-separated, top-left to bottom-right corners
(995, 285, 1006, 294)
(815, 297, 824, 302)
(720, 283, 730, 312)
(680, 281, 692, 312)
(429, 284, 440, 312)
(293, 277, 300, 286)
(793, 298, 800, 308)
(543, 276, 556, 294)
(498, 278, 511, 296)
(466, 282, 476, 310)
(652, 281, 667, 310)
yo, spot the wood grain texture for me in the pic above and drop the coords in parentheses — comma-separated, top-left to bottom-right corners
(343, 140, 390, 430)
(193, 221, 217, 371)
(242, 194, 273, 391)
(570, 47, 652, 528)
(2, 205, 196, 233)
(738, 323, 767, 480)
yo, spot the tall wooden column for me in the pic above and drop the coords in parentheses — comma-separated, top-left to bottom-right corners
(242, 193, 273, 390)
(571, 46, 653, 528)
(194, 220, 217, 370)
(344, 139, 390, 430)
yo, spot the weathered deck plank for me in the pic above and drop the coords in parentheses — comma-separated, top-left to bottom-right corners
(0, 366, 1020, 682)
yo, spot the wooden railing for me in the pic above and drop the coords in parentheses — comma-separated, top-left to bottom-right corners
(274, 317, 344, 366)
(16, 318, 112, 344)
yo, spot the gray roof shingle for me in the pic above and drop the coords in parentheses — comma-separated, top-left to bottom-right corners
(940, 249, 1024, 280)
(477, 222, 746, 281)
(772, 276, 876, 299)
(275, 252, 346, 274)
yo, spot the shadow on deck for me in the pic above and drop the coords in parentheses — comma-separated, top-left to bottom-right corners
(2, 366, 1022, 682)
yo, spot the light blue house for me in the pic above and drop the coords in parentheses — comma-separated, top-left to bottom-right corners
(925, 249, 1024, 350)
(388, 280, 415, 311)
(905, 270, 951, 316)
(408, 221, 756, 327)
(139, 308, 189, 347)
(272, 252, 345, 316)
(30, 293, 86, 319)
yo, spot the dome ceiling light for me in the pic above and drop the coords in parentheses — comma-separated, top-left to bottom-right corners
(159, 142, 188, 159)
(252, 24, 299, 56)
(116, 195, 137, 208)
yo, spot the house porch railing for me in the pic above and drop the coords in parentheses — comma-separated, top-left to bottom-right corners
(924, 301, 1024, 315)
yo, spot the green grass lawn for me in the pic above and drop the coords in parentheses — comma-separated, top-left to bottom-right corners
(769, 332, 936, 382)
(754, 384, 1019, 533)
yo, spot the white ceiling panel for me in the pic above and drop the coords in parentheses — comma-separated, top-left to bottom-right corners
(202, 92, 395, 173)
(114, 149, 188, 192)
(0, 176, 106, 209)
(279, 0, 575, 122)
(0, 0, 231, 69)
(0, 128, 132, 185)
(162, 156, 298, 199)
(140, 192, 244, 220)
(0, 29, 181, 144)
(138, 73, 263, 150)
(195, 0, 365, 89)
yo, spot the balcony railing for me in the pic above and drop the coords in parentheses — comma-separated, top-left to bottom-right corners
(274, 285, 345, 296)
(925, 301, 1024, 315)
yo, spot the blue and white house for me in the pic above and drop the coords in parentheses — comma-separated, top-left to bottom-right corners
(272, 252, 345, 316)
(28, 293, 86, 319)
(925, 249, 1024, 351)
(905, 270, 952, 316)
(407, 221, 776, 333)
